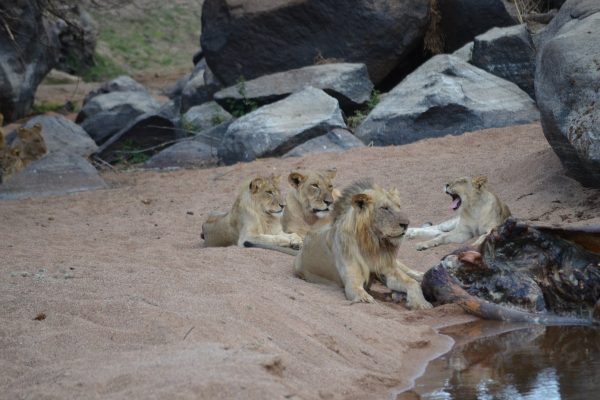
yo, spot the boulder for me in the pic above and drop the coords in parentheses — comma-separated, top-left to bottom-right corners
(200, 0, 430, 86)
(452, 42, 473, 62)
(83, 75, 148, 105)
(0, 1, 59, 122)
(165, 73, 190, 99)
(471, 24, 535, 99)
(95, 113, 177, 164)
(0, 152, 106, 200)
(145, 121, 231, 169)
(355, 55, 539, 146)
(535, 0, 600, 187)
(218, 87, 345, 164)
(13, 115, 97, 157)
(283, 128, 365, 158)
(438, 0, 515, 52)
(182, 102, 232, 134)
(214, 63, 373, 113)
(180, 59, 222, 113)
(76, 91, 161, 145)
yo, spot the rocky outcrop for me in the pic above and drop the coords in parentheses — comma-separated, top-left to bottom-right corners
(218, 87, 345, 164)
(83, 76, 148, 105)
(182, 102, 232, 134)
(283, 128, 365, 158)
(145, 121, 231, 169)
(0, 152, 106, 200)
(52, 5, 97, 75)
(95, 113, 176, 164)
(76, 91, 161, 145)
(438, 0, 515, 52)
(355, 55, 539, 146)
(200, 0, 430, 86)
(471, 24, 535, 99)
(214, 63, 373, 113)
(0, 1, 59, 122)
(535, 0, 600, 187)
(180, 59, 222, 113)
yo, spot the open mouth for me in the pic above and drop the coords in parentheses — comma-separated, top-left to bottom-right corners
(449, 193, 462, 211)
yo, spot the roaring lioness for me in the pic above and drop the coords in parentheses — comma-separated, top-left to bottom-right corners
(201, 175, 302, 249)
(282, 169, 337, 237)
(406, 176, 511, 251)
(293, 180, 432, 309)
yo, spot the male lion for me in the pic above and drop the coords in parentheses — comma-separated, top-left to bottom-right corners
(406, 176, 511, 251)
(282, 169, 338, 237)
(201, 175, 303, 249)
(293, 180, 432, 309)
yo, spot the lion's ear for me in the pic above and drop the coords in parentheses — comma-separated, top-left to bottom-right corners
(249, 177, 265, 193)
(472, 176, 488, 189)
(352, 193, 372, 210)
(325, 168, 337, 180)
(288, 172, 306, 188)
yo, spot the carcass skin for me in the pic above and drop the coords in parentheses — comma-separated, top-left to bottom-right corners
(422, 218, 600, 325)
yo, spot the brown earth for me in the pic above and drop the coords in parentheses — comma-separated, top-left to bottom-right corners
(1, 123, 599, 399)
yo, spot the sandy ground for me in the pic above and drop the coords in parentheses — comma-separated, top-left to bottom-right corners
(1, 123, 599, 399)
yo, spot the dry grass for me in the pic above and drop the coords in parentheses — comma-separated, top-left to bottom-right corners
(424, 0, 444, 55)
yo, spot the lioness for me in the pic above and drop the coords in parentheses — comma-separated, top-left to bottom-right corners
(14, 123, 47, 163)
(0, 133, 24, 184)
(293, 180, 432, 309)
(282, 169, 337, 237)
(406, 176, 511, 251)
(201, 175, 303, 249)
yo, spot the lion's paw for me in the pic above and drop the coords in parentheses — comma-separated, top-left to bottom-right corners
(407, 294, 433, 310)
(350, 291, 375, 304)
(416, 242, 429, 251)
(289, 233, 303, 250)
(405, 228, 417, 240)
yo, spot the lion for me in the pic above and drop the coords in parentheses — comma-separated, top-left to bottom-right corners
(281, 169, 338, 237)
(405, 176, 511, 251)
(0, 133, 24, 184)
(292, 180, 432, 309)
(201, 175, 303, 249)
(14, 123, 47, 163)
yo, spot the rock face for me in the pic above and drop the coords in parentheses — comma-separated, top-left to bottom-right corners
(200, 0, 429, 86)
(438, 0, 515, 52)
(76, 91, 161, 145)
(0, 1, 59, 122)
(535, 0, 600, 187)
(95, 113, 176, 164)
(471, 24, 535, 99)
(0, 152, 106, 200)
(356, 55, 539, 146)
(52, 5, 97, 75)
(83, 76, 148, 105)
(182, 102, 232, 134)
(218, 87, 346, 164)
(180, 60, 222, 113)
(214, 63, 373, 113)
(16, 115, 97, 157)
(283, 128, 365, 158)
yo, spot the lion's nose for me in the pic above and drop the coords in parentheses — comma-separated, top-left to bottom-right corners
(400, 223, 408, 231)
(324, 199, 332, 206)
(279, 203, 286, 208)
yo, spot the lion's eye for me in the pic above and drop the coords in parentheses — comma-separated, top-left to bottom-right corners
(266, 191, 274, 196)
(381, 206, 389, 211)
(311, 184, 319, 190)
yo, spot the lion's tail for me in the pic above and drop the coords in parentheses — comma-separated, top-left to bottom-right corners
(243, 241, 299, 256)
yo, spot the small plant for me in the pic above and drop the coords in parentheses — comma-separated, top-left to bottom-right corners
(345, 90, 381, 129)
(30, 101, 64, 114)
(226, 77, 259, 118)
(180, 116, 198, 136)
(81, 52, 127, 82)
(211, 113, 226, 126)
(116, 139, 151, 165)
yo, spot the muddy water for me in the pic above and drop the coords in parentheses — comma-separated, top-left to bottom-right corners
(397, 321, 600, 400)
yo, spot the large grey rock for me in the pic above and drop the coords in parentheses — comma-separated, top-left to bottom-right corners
(438, 0, 515, 52)
(95, 113, 177, 164)
(214, 63, 373, 113)
(283, 128, 365, 158)
(452, 42, 474, 62)
(182, 102, 232, 134)
(356, 55, 539, 146)
(218, 87, 346, 164)
(52, 5, 97, 75)
(145, 121, 231, 169)
(0, 152, 106, 200)
(0, 1, 59, 122)
(201, 0, 429, 86)
(535, 0, 600, 187)
(83, 75, 148, 105)
(180, 59, 222, 113)
(471, 24, 535, 99)
(17, 115, 97, 157)
(76, 91, 161, 145)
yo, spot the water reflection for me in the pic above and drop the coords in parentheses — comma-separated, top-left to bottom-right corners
(398, 321, 600, 400)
